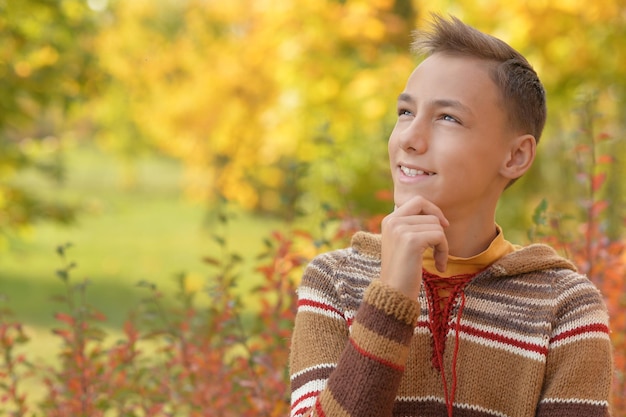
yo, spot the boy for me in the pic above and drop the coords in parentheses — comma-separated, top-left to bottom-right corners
(289, 15, 613, 417)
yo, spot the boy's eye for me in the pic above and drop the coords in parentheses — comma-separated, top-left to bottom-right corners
(441, 114, 459, 123)
(398, 108, 413, 117)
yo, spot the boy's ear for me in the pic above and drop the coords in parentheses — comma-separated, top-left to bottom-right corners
(500, 134, 536, 180)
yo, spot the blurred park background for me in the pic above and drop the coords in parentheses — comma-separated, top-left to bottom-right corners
(0, 0, 625, 415)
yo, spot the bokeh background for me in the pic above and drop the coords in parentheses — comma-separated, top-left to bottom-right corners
(1, 0, 625, 414)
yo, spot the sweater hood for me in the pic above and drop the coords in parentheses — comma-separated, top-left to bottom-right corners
(350, 231, 577, 276)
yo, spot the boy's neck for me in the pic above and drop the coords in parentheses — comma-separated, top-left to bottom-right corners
(444, 217, 499, 258)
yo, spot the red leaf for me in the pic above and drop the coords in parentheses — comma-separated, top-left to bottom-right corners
(375, 189, 393, 202)
(597, 154, 615, 164)
(591, 172, 606, 192)
(123, 320, 139, 342)
(52, 329, 73, 341)
(91, 311, 107, 321)
(293, 229, 312, 240)
(575, 144, 591, 153)
(54, 312, 75, 325)
(591, 200, 609, 216)
(272, 230, 285, 241)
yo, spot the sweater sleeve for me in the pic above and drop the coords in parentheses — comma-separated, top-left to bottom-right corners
(289, 252, 420, 417)
(536, 272, 613, 417)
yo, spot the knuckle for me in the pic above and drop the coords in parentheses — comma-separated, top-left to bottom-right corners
(382, 215, 399, 229)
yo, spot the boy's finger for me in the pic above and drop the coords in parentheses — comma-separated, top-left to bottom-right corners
(433, 241, 449, 273)
(393, 196, 449, 227)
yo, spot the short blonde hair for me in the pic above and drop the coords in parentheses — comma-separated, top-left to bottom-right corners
(412, 15, 546, 143)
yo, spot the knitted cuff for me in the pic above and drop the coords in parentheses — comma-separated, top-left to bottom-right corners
(364, 280, 420, 326)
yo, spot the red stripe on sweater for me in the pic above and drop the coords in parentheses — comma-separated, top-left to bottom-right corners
(314, 397, 326, 417)
(550, 323, 610, 343)
(460, 325, 549, 355)
(349, 338, 404, 371)
(298, 299, 343, 318)
(291, 391, 320, 412)
(292, 406, 310, 417)
(420, 320, 607, 350)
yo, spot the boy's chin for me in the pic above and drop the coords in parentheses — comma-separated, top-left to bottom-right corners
(394, 191, 430, 208)
(393, 191, 447, 213)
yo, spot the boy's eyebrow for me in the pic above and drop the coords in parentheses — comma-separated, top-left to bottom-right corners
(397, 93, 473, 115)
(397, 93, 414, 104)
(432, 98, 473, 115)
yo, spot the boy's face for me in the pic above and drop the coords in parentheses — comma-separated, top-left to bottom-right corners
(388, 53, 516, 216)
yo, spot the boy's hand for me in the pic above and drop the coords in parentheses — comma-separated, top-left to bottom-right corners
(380, 196, 449, 299)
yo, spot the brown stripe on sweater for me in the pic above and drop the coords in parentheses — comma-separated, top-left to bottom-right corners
(318, 389, 352, 417)
(461, 276, 556, 334)
(393, 399, 500, 416)
(300, 250, 351, 292)
(392, 399, 449, 416)
(466, 280, 554, 306)
(355, 300, 416, 344)
(555, 293, 608, 324)
(290, 364, 335, 393)
(536, 401, 610, 417)
(467, 275, 555, 305)
(461, 304, 552, 336)
(350, 321, 410, 369)
(328, 340, 403, 417)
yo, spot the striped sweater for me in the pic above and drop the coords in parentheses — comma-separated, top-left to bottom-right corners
(289, 231, 613, 417)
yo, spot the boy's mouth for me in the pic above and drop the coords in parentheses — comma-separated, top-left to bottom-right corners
(400, 165, 435, 177)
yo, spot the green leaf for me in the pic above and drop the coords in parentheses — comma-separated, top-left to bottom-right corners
(532, 198, 549, 226)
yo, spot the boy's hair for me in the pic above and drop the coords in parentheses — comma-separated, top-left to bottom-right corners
(411, 15, 546, 144)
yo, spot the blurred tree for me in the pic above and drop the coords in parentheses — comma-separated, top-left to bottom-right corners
(0, 0, 101, 248)
(93, 0, 625, 233)
(93, 0, 417, 220)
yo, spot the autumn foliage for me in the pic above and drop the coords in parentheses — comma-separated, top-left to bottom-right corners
(528, 102, 626, 413)
(1, 230, 295, 417)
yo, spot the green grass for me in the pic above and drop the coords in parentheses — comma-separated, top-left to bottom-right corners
(0, 143, 285, 330)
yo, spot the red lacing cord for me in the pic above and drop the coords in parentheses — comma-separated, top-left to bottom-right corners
(422, 270, 477, 417)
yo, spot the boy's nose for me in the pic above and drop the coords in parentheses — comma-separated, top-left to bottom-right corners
(399, 119, 429, 154)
